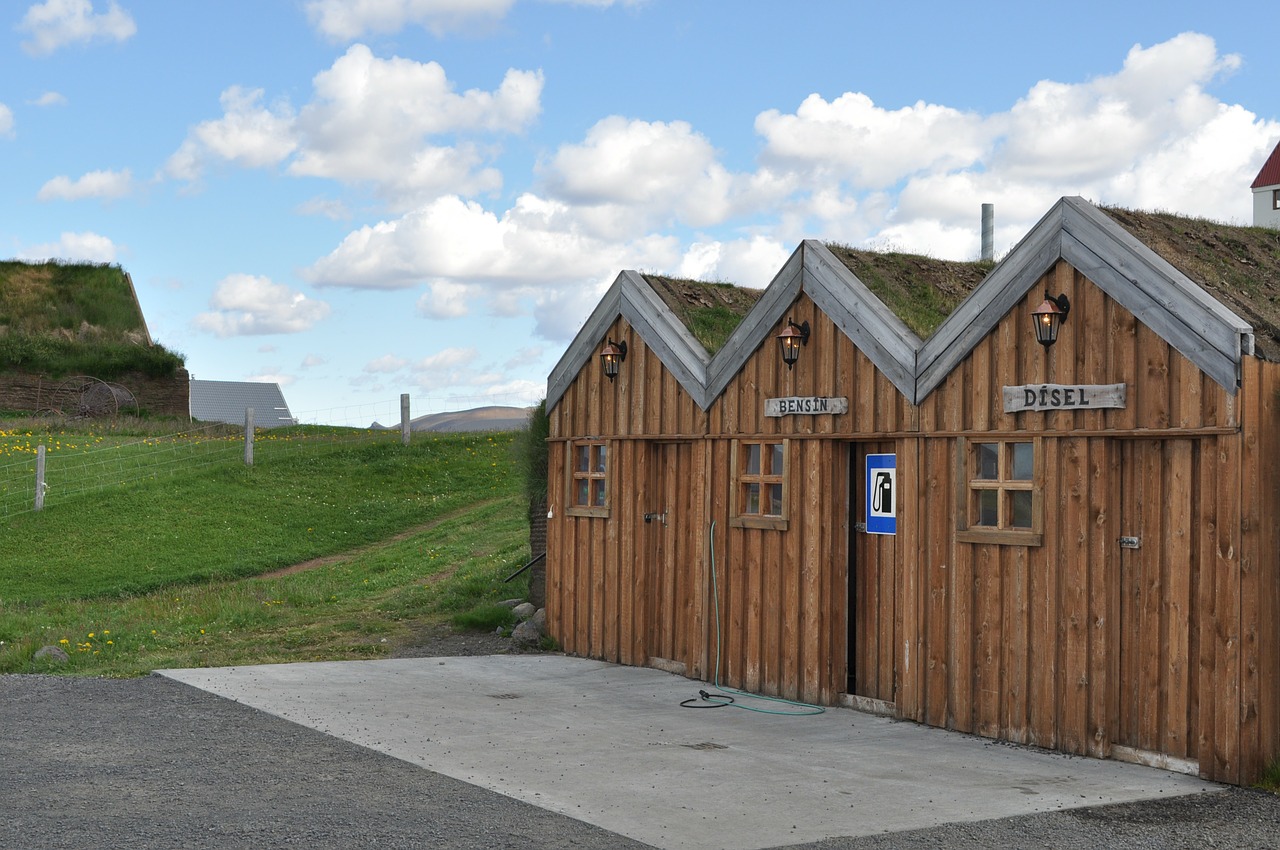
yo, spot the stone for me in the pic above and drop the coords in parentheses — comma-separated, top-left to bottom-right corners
(35, 645, 69, 663)
(512, 612, 546, 647)
(497, 598, 523, 608)
(512, 602, 537, 621)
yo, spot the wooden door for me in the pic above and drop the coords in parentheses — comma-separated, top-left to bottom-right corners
(849, 441, 897, 701)
(1116, 438, 1198, 763)
(645, 441, 696, 672)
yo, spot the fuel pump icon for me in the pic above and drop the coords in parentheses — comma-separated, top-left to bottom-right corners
(872, 470, 893, 514)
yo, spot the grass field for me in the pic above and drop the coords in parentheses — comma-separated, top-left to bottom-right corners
(0, 419, 532, 677)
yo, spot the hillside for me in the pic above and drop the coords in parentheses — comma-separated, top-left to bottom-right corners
(372, 405, 533, 432)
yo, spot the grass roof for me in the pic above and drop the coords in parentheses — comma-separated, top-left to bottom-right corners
(824, 245, 992, 338)
(0, 260, 184, 379)
(642, 275, 764, 355)
(1101, 207, 1280, 360)
(638, 208, 1280, 363)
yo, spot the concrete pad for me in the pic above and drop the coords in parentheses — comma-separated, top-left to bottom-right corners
(160, 655, 1217, 850)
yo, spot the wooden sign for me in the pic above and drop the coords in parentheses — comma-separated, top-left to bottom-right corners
(765, 396, 849, 417)
(1002, 383, 1127, 413)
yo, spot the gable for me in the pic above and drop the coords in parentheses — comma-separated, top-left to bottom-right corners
(190, 380, 295, 428)
(1251, 139, 1280, 189)
(548, 197, 1256, 414)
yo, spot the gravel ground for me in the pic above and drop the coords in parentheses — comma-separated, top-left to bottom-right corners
(4, 629, 1280, 849)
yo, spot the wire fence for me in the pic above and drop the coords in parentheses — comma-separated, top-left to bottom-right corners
(0, 390, 536, 520)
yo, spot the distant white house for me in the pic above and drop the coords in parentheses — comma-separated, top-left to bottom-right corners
(1253, 139, 1280, 229)
(189, 379, 296, 428)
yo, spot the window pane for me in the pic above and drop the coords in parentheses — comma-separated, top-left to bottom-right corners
(1010, 491, 1032, 528)
(745, 444, 761, 475)
(975, 443, 999, 480)
(1010, 443, 1033, 480)
(576, 479, 589, 506)
(576, 445, 590, 472)
(594, 444, 607, 474)
(592, 480, 606, 507)
(769, 443, 784, 476)
(745, 483, 760, 514)
(767, 483, 783, 516)
(975, 489, 998, 526)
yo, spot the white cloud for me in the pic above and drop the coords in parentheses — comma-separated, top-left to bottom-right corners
(305, 0, 515, 40)
(37, 168, 132, 201)
(289, 45, 542, 208)
(409, 347, 484, 391)
(31, 91, 66, 107)
(305, 192, 678, 340)
(745, 32, 1278, 259)
(677, 236, 789, 290)
(244, 371, 296, 387)
(544, 116, 747, 236)
(0, 104, 13, 138)
(193, 274, 331, 337)
(307, 193, 675, 289)
(300, 354, 327, 369)
(163, 47, 540, 209)
(19, 0, 136, 56)
(295, 197, 352, 220)
(364, 354, 408, 373)
(757, 92, 992, 191)
(17, 231, 117, 262)
(163, 87, 296, 181)
(417, 281, 473, 318)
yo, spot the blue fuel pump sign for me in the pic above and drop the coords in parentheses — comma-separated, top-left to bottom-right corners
(865, 453, 896, 535)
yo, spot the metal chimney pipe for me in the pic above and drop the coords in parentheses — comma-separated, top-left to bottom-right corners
(981, 203, 994, 262)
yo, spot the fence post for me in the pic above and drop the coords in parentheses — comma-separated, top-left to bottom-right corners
(400, 393, 411, 446)
(34, 444, 46, 512)
(244, 408, 255, 467)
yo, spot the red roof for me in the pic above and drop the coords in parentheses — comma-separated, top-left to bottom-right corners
(1252, 140, 1280, 189)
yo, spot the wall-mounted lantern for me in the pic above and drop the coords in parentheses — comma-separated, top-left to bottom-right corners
(599, 338, 627, 382)
(1031, 292, 1071, 348)
(777, 318, 811, 370)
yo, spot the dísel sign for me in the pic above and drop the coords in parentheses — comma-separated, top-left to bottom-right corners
(1002, 383, 1126, 413)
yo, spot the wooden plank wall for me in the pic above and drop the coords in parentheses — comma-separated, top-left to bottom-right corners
(546, 264, 1280, 785)
(546, 317, 709, 671)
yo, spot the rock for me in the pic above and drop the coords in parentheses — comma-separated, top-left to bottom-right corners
(497, 598, 523, 608)
(512, 602, 537, 621)
(512, 612, 546, 647)
(35, 645, 69, 663)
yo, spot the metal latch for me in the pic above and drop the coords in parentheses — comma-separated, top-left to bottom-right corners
(1119, 536, 1141, 549)
(644, 510, 668, 526)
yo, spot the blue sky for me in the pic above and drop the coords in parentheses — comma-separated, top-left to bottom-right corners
(3, 1, 1278, 426)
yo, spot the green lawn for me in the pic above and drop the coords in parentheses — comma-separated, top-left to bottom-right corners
(0, 421, 531, 677)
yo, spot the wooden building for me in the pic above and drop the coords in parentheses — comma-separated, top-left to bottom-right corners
(543, 197, 1280, 785)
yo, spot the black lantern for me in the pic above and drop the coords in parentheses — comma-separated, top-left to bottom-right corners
(777, 318, 810, 370)
(599, 338, 627, 382)
(1031, 292, 1070, 348)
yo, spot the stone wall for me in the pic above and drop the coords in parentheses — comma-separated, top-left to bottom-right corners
(0, 368, 190, 419)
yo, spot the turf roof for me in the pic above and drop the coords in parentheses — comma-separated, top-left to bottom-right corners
(645, 209, 1280, 363)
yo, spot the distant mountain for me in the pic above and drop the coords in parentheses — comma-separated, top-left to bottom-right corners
(370, 405, 532, 433)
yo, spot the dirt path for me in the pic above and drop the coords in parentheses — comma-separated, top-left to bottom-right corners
(258, 499, 506, 579)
